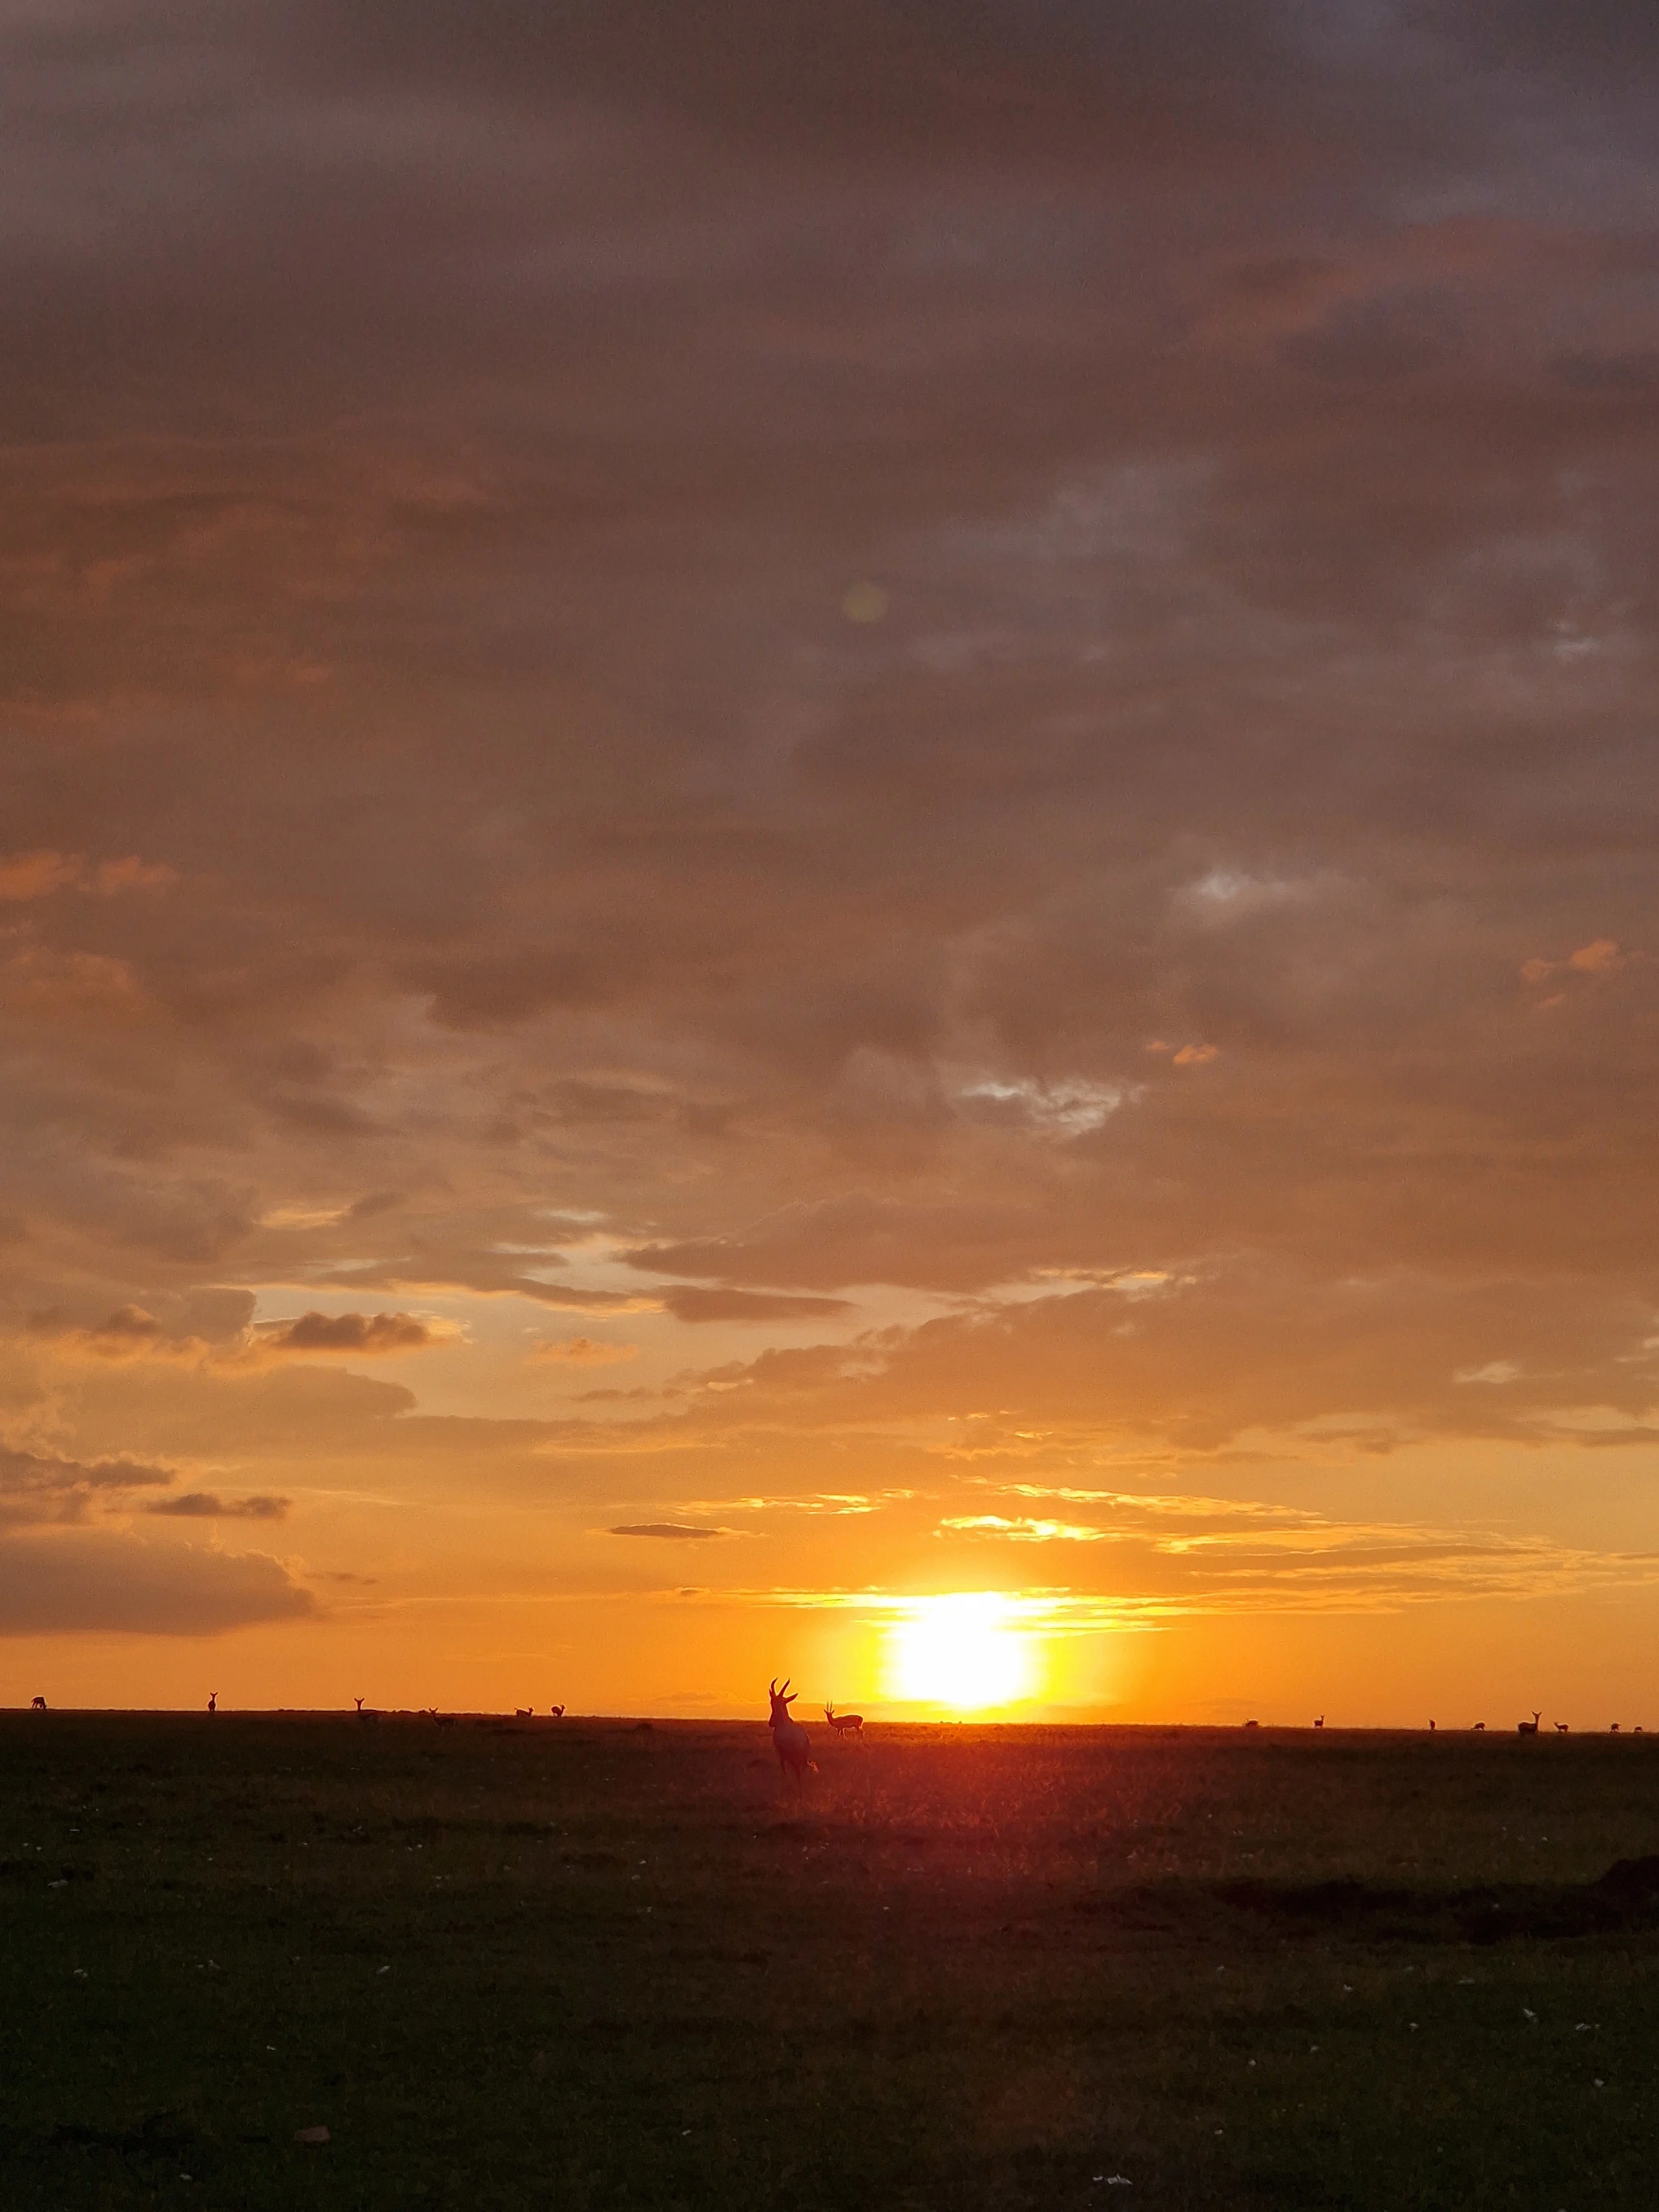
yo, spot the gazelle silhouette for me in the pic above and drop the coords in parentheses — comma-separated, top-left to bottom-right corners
(1517, 1710, 1541, 1735)
(549, 1704, 565, 1718)
(824, 1702, 864, 1739)
(207, 1692, 217, 1714)
(768, 1679, 815, 1786)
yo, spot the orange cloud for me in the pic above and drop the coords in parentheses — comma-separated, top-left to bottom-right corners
(0, 851, 82, 900)
(1522, 938, 1628, 984)
(1146, 1041, 1220, 1065)
(0, 849, 176, 900)
(27, 1305, 176, 1361)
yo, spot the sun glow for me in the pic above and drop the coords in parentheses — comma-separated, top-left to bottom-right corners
(883, 1593, 1042, 1711)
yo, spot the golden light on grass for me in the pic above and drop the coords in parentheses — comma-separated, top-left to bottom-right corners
(883, 1593, 1043, 1712)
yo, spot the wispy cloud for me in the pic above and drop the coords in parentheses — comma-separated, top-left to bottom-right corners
(531, 1335, 639, 1365)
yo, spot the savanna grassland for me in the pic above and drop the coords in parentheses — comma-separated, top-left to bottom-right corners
(4, 1713, 1659, 2210)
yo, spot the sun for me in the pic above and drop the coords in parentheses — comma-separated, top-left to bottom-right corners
(883, 1593, 1040, 1712)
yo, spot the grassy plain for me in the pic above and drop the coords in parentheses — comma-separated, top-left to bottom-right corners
(3, 1712, 1659, 2209)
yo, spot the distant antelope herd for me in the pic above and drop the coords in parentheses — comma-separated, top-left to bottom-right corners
(14, 1690, 1645, 1756)
(1288, 1709, 1637, 1737)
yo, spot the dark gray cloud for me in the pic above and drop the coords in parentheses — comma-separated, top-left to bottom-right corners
(656, 1285, 852, 1324)
(607, 1523, 728, 1541)
(0, 1532, 314, 1635)
(253, 1311, 447, 1355)
(0, 1444, 175, 1525)
(144, 1490, 290, 1520)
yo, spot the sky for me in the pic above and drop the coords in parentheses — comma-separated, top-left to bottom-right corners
(2, 1, 1658, 1721)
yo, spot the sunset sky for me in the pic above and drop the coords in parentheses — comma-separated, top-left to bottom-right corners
(4, 3, 1659, 1721)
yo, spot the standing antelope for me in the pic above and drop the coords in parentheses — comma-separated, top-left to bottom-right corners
(207, 1692, 217, 1714)
(549, 1704, 565, 1718)
(768, 1678, 815, 1786)
(1518, 1710, 1541, 1735)
(824, 1701, 864, 1740)
(1313, 1715, 1324, 1730)
(1554, 1721, 1569, 1734)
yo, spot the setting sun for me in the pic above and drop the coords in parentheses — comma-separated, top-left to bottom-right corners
(884, 1594, 1042, 1711)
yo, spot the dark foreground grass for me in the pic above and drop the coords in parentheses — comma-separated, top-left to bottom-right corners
(4, 1715, 1659, 2209)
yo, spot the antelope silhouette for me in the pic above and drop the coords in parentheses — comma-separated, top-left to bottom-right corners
(549, 1704, 565, 1718)
(207, 1691, 217, 1714)
(823, 1701, 864, 1739)
(768, 1678, 815, 1786)
(1554, 1721, 1569, 1734)
(1313, 1715, 1324, 1729)
(1518, 1710, 1541, 1735)
(30, 1694, 46, 1711)
(516, 1707, 533, 1719)
(1472, 1721, 1485, 1731)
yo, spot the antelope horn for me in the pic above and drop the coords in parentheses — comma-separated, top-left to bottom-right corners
(769, 1678, 778, 1696)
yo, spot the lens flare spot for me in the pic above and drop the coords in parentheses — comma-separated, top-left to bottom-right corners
(884, 1594, 1040, 1711)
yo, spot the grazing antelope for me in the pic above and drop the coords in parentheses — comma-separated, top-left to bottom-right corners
(207, 1692, 217, 1714)
(768, 1678, 815, 1786)
(1518, 1710, 1541, 1735)
(1472, 1721, 1485, 1731)
(516, 1708, 533, 1719)
(549, 1704, 565, 1718)
(30, 1694, 46, 1711)
(1611, 1723, 1620, 1733)
(823, 1702, 864, 1739)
